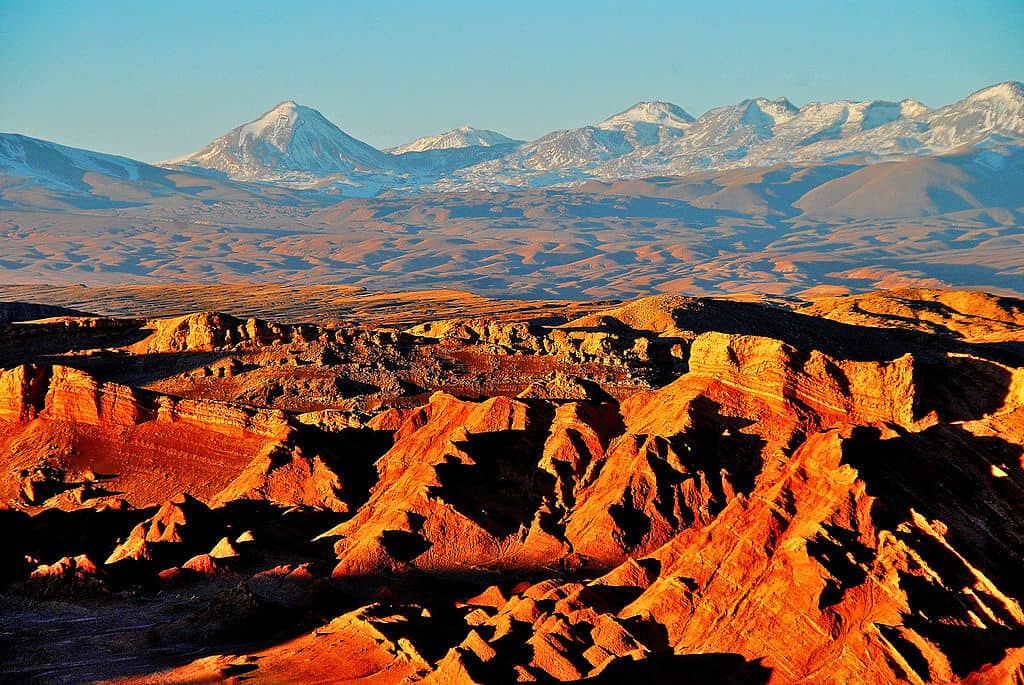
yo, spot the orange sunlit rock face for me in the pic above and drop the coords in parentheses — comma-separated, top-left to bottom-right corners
(1, 288, 1023, 683)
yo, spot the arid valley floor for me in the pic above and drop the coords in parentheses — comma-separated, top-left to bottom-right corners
(1, 287, 1024, 683)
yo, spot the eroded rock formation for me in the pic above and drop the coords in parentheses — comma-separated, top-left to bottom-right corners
(1, 289, 1022, 683)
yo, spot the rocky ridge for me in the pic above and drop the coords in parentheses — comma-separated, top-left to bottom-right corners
(0, 289, 1022, 683)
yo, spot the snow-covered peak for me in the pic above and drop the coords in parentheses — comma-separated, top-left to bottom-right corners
(964, 81, 1024, 105)
(900, 99, 929, 118)
(389, 126, 521, 154)
(164, 100, 393, 181)
(743, 97, 800, 124)
(269, 99, 299, 113)
(598, 101, 694, 129)
(925, 81, 1024, 142)
(234, 100, 330, 153)
(682, 96, 800, 141)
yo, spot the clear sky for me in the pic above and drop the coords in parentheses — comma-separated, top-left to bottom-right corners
(2, 0, 1021, 162)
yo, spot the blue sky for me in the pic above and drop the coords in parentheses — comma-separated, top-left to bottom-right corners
(1, 0, 1021, 161)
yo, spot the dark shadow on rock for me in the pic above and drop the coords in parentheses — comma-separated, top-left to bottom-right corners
(431, 404, 556, 538)
(670, 298, 1024, 366)
(807, 523, 874, 609)
(669, 396, 768, 504)
(911, 354, 1014, 422)
(53, 349, 232, 386)
(875, 624, 932, 682)
(295, 425, 393, 515)
(459, 616, 541, 682)
(842, 424, 1024, 675)
(0, 559, 593, 684)
(332, 376, 381, 397)
(0, 301, 95, 323)
(0, 318, 151, 368)
(221, 662, 260, 677)
(380, 529, 432, 562)
(0, 505, 157, 587)
(567, 652, 771, 684)
(608, 489, 653, 548)
(571, 583, 648, 614)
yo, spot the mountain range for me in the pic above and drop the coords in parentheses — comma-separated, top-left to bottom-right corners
(0, 81, 1021, 298)
(170, 81, 1024, 192)
(4, 81, 1021, 197)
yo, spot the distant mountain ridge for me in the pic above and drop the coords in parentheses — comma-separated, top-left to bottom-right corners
(4, 81, 1023, 197)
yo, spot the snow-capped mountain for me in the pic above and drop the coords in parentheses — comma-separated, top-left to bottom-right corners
(600, 82, 1024, 179)
(596, 97, 802, 177)
(164, 100, 396, 186)
(430, 101, 698, 189)
(144, 81, 1024, 193)
(920, 81, 1024, 147)
(558, 94, 920, 180)
(445, 82, 1024, 189)
(389, 126, 521, 154)
(162, 104, 521, 192)
(440, 96, 803, 188)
